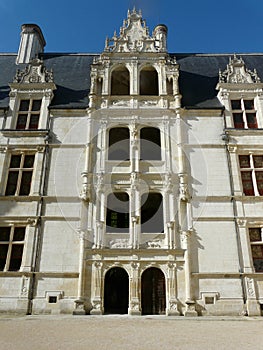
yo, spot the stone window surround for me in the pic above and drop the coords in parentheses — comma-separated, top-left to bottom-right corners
(107, 125, 162, 161)
(6, 91, 53, 131)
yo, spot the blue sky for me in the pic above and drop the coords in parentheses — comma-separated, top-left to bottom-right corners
(0, 0, 262, 54)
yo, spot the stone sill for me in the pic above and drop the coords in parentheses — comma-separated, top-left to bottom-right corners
(1, 129, 49, 137)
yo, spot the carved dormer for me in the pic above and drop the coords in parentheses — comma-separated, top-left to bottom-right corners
(218, 55, 261, 85)
(217, 56, 263, 129)
(89, 9, 181, 110)
(13, 58, 54, 85)
(104, 8, 167, 53)
(7, 58, 56, 130)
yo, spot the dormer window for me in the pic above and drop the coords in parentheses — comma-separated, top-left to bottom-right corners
(16, 99, 42, 130)
(231, 99, 257, 129)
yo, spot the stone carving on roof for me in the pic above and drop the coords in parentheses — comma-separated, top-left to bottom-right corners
(13, 58, 54, 84)
(219, 55, 261, 84)
(104, 8, 167, 53)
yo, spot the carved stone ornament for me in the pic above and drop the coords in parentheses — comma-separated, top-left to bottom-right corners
(109, 239, 131, 249)
(27, 218, 38, 226)
(246, 277, 256, 298)
(80, 184, 90, 201)
(219, 55, 261, 84)
(13, 58, 54, 84)
(147, 239, 163, 248)
(104, 8, 167, 53)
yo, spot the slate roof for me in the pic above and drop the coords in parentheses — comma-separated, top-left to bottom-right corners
(1, 52, 263, 110)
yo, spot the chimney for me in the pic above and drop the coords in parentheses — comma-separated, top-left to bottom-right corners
(16, 24, 46, 64)
(153, 24, 168, 52)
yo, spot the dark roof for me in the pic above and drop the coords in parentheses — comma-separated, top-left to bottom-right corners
(42, 53, 96, 108)
(1, 53, 263, 109)
(176, 54, 263, 108)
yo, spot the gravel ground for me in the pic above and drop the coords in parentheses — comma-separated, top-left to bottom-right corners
(0, 315, 262, 350)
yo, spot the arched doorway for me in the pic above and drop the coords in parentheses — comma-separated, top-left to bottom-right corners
(141, 267, 166, 315)
(104, 267, 129, 314)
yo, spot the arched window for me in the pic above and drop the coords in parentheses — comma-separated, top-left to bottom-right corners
(141, 193, 163, 233)
(106, 192, 129, 233)
(140, 66, 158, 95)
(140, 127, 161, 160)
(111, 66, 130, 95)
(108, 127, 130, 160)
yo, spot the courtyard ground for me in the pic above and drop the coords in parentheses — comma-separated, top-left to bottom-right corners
(0, 314, 262, 350)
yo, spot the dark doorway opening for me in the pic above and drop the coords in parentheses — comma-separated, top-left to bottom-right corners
(104, 267, 129, 314)
(141, 267, 166, 315)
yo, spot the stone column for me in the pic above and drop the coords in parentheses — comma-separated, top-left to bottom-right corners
(130, 121, 139, 173)
(166, 262, 180, 315)
(181, 230, 197, 316)
(162, 119, 172, 172)
(94, 173, 105, 248)
(128, 262, 141, 315)
(90, 261, 103, 315)
(130, 60, 138, 95)
(73, 230, 86, 315)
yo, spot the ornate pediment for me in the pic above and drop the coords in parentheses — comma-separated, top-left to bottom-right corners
(219, 55, 261, 84)
(13, 58, 54, 84)
(104, 8, 167, 53)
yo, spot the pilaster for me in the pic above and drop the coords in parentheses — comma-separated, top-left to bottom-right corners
(90, 261, 103, 315)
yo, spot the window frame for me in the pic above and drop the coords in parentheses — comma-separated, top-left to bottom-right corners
(15, 98, 42, 130)
(239, 154, 263, 196)
(248, 227, 263, 273)
(230, 98, 257, 129)
(5, 152, 35, 196)
(0, 226, 26, 272)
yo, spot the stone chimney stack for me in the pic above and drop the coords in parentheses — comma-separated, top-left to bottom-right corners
(153, 24, 168, 52)
(16, 24, 46, 64)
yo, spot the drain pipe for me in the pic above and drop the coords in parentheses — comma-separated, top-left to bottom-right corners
(222, 114, 247, 314)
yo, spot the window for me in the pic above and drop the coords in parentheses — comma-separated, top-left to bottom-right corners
(249, 228, 263, 272)
(16, 99, 42, 130)
(239, 155, 263, 196)
(106, 193, 129, 233)
(5, 154, 35, 196)
(108, 127, 130, 160)
(141, 193, 164, 233)
(140, 67, 159, 95)
(111, 66, 130, 95)
(231, 99, 257, 129)
(0, 227, 25, 271)
(140, 127, 161, 160)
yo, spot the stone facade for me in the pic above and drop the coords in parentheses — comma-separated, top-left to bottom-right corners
(0, 9, 263, 316)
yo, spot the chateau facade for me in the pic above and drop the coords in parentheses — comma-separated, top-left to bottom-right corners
(1, 9, 263, 316)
